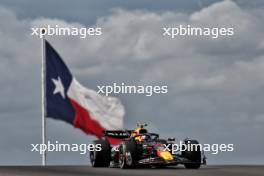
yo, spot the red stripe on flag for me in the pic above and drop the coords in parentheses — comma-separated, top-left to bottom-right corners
(69, 98, 122, 145)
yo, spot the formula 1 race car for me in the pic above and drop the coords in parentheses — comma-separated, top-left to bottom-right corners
(90, 123, 206, 169)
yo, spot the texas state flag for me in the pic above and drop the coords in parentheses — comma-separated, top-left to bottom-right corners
(45, 40, 125, 144)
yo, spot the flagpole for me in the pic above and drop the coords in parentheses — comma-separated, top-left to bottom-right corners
(41, 30, 47, 166)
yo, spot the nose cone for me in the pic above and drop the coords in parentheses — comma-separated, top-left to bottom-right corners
(157, 151, 174, 160)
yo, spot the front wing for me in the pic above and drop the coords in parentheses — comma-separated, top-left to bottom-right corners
(137, 154, 206, 166)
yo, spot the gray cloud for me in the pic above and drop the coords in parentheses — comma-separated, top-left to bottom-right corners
(0, 0, 264, 165)
(0, 0, 222, 24)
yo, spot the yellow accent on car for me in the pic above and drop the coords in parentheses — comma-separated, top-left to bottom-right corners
(131, 123, 148, 141)
(158, 151, 174, 161)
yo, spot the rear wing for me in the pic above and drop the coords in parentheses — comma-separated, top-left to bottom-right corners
(103, 130, 132, 139)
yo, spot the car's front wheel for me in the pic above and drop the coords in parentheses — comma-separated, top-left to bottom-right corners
(182, 139, 201, 169)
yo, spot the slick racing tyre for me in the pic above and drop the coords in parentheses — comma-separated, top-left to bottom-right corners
(182, 139, 201, 169)
(119, 139, 138, 169)
(90, 139, 111, 167)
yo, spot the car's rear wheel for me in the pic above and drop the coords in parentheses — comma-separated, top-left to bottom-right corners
(120, 150, 133, 169)
(182, 139, 201, 169)
(90, 139, 111, 167)
(119, 139, 138, 169)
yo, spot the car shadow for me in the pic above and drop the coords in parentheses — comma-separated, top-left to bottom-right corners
(122, 165, 220, 170)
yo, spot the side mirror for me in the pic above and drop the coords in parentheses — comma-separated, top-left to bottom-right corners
(168, 138, 175, 141)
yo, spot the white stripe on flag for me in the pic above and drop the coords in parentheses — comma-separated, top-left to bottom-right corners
(67, 78, 125, 130)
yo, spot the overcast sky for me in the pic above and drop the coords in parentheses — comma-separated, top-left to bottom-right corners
(0, 0, 264, 165)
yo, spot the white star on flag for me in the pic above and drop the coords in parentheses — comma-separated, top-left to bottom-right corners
(51, 76, 65, 99)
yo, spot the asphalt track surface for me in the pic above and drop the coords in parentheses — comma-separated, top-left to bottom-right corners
(0, 165, 263, 176)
